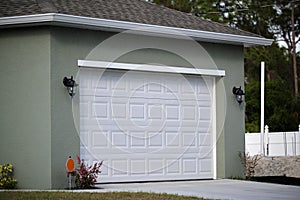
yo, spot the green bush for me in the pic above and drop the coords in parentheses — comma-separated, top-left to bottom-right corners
(0, 164, 17, 189)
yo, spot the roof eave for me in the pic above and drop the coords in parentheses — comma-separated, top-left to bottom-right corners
(0, 13, 273, 47)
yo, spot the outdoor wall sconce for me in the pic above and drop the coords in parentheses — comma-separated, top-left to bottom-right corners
(63, 76, 78, 97)
(232, 86, 245, 104)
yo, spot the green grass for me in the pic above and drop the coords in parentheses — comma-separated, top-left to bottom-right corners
(0, 191, 210, 200)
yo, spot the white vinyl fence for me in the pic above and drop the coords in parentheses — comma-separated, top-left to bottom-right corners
(245, 125, 300, 156)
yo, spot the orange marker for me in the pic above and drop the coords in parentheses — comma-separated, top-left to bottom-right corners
(66, 156, 75, 172)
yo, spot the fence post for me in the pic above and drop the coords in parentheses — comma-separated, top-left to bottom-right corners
(265, 125, 269, 156)
(283, 132, 287, 156)
(293, 132, 296, 156)
(298, 124, 300, 155)
(260, 62, 265, 156)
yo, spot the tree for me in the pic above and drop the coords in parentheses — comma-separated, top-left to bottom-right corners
(244, 43, 293, 89)
(152, 0, 197, 13)
(272, 0, 300, 97)
(194, 0, 232, 23)
(148, 0, 300, 131)
(245, 79, 299, 132)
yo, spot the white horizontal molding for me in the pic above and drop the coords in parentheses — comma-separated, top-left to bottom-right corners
(0, 13, 273, 47)
(0, 13, 54, 25)
(78, 60, 225, 77)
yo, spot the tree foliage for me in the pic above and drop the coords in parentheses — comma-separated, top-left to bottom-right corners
(244, 43, 293, 89)
(245, 79, 299, 132)
(152, 0, 197, 13)
(272, 1, 300, 53)
(148, 0, 300, 131)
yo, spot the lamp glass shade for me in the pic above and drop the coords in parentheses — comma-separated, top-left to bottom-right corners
(237, 94, 243, 104)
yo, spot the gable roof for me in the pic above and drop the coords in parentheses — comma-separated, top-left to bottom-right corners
(0, 0, 273, 46)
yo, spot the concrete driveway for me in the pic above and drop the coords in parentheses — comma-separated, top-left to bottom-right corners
(96, 179, 300, 200)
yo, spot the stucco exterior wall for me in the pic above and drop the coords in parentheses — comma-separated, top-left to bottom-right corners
(202, 43, 245, 178)
(50, 27, 245, 184)
(49, 27, 113, 189)
(0, 27, 52, 189)
(0, 26, 245, 189)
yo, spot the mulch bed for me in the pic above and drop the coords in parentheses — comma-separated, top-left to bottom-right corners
(251, 176, 300, 186)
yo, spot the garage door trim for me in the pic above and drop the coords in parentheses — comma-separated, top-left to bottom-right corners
(78, 60, 225, 77)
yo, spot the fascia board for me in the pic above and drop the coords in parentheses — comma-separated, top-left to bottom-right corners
(0, 13, 54, 25)
(0, 13, 273, 46)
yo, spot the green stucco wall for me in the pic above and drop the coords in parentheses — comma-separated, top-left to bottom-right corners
(0, 27, 52, 189)
(0, 26, 245, 189)
(202, 43, 245, 178)
(49, 27, 112, 189)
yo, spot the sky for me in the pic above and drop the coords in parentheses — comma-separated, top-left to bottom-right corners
(278, 40, 300, 53)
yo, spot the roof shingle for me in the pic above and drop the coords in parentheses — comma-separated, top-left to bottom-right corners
(0, 0, 261, 38)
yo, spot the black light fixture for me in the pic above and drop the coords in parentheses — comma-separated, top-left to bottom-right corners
(63, 76, 78, 97)
(232, 86, 245, 104)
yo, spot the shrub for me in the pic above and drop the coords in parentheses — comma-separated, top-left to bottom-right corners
(239, 152, 262, 179)
(0, 164, 17, 189)
(75, 155, 103, 189)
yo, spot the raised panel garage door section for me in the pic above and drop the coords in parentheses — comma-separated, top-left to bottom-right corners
(79, 67, 216, 182)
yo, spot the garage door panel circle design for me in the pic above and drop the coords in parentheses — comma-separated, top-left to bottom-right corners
(75, 27, 224, 182)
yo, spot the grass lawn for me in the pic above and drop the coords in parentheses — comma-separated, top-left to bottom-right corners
(0, 191, 211, 200)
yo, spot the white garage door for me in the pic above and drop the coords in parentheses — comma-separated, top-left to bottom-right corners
(79, 66, 216, 183)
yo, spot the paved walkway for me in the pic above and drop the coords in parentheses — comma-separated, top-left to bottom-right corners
(95, 179, 300, 200)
